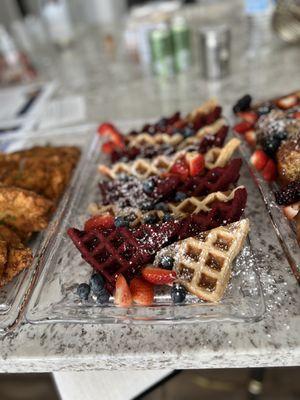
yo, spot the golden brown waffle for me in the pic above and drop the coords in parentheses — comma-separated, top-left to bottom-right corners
(173, 219, 250, 302)
(127, 99, 219, 148)
(98, 138, 240, 180)
(88, 187, 244, 226)
(204, 138, 240, 169)
(168, 187, 244, 218)
(178, 118, 227, 149)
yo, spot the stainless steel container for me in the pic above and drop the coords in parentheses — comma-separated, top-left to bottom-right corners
(198, 25, 231, 80)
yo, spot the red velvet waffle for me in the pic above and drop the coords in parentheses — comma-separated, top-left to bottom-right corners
(99, 158, 242, 208)
(68, 187, 247, 292)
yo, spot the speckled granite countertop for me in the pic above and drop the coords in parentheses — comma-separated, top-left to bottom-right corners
(0, 17, 299, 371)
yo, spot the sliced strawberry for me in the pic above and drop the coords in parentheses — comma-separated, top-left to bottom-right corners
(277, 95, 298, 110)
(233, 121, 254, 135)
(98, 123, 125, 148)
(130, 277, 154, 306)
(84, 214, 114, 231)
(141, 266, 176, 286)
(292, 111, 300, 119)
(102, 141, 116, 154)
(114, 274, 132, 307)
(186, 153, 205, 177)
(283, 203, 299, 220)
(244, 130, 256, 146)
(169, 156, 189, 179)
(262, 159, 277, 182)
(250, 149, 269, 171)
(237, 111, 258, 124)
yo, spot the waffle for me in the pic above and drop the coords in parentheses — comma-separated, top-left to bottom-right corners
(99, 158, 242, 209)
(68, 187, 247, 292)
(172, 219, 250, 302)
(99, 138, 240, 180)
(168, 187, 244, 218)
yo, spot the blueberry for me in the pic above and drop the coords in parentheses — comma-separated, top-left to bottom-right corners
(233, 94, 252, 114)
(262, 136, 281, 157)
(174, 191, 187, 202)
(162, 213, 174, 222)
(183, 127, 195, 138)
(154, 202, 169, 212)
(143, 213, 158, 225)
(114, 216, 129, 228)
(141, 201, 154, 211)
(118, 173, 129, 182)
(160, 256, 174, 270)
(257, 103, 274, 116)
(90, 273, 105, 295)
(143, 179, 156, 194)
(77, 283, 90, 300)
(96, 287, 110, 304)
(171, 283, 186, 304)
(274, 130, 287, 141)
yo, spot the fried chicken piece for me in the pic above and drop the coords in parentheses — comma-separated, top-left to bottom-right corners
(0, 146, 80, 203)
(0, 187, 53, 236)
(0, 225, 33, 287)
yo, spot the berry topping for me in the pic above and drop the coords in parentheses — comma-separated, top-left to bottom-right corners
(98, 123, 117, 137)
(237, 111, 258, 124)
(143, 214, 159, 225)
(277, 95, 298, 110)
(171, 282, 187, 304)
(98, 123, 125, 149)
(130, 277, 154, 306)
(102, 141, 116, 154)
(159, 256, 175, 270)
(169, 156, 189, 179)
(77, 283, 90, 300)
(141, 266, 176, 285)
(244, 130, 256, 146)
(143, 179, 156, 194)
(183, 127, 195, 138)
(174, 191, 187, 202)
(292, 111, 300, 119)
(261, 136, 281, 158)
(90, 273, 105, 295)
(114, 216, 130, 228)
(162, 213, 174, 222)
(186, 153, 205, 177)
(96, 288, 110, 304)
(233, 121, 254, 135)
(141, 201, 154, 211)
(84, 215, 114, 231)
(154, 202, 169, 212)
(250, 150, 269, 171)
(257, 103, 274, 116)
(114, 274, 132, 307)
(262, 159, 277, 182)
(233, 94, 252, 114)
(274, 181, 300, 206)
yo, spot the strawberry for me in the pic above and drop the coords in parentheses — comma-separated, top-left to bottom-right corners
(292, 111, 300, 119)
(141, 266, 176, 285)
(283, 203, 299, 220)
(102, 141, 115, 154)
(169, 156, 189, 179)
(262, 159, 277, 182)
(186, 153, 205, 177)
(237, 111, 258, 124)
(250, 150, 269, 171)
(98, 123, 125, 148)
(84, 214, 114, 231)
(233, 121, 254, 135)
(244, 130, 256, 146)
(114, 274, 132, 307)
(130, 277, 154, 306)
(277, 95, 298, 110)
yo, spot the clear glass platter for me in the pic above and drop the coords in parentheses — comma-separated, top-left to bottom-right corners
(232, 131, 300, 282)
(0, 124, 96, 335)
(26, 122, 266, 325)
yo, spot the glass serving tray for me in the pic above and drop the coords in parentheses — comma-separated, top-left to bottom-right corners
(232, 130, 300, 282)
(0, 124, 96, 335)
(26, 123, 265, 325)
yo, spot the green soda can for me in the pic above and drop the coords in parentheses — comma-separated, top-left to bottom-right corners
(149, 24, 175, 77)
(171, 16, 192, 72)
